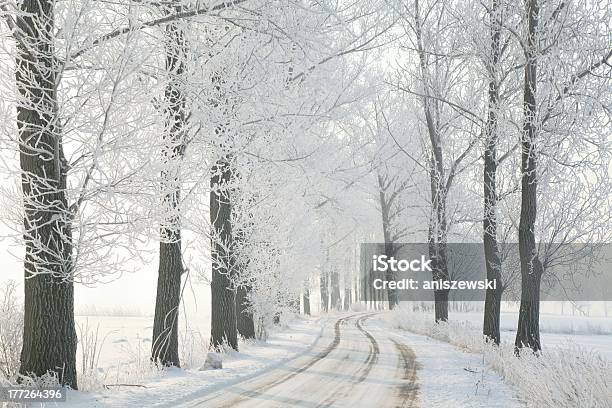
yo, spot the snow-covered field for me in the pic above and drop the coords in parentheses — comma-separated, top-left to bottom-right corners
(390, 310, 612, 408)
(75, 316, 155, 372)
(370, 316, 523, 408)
(67, 315, 325, 407)
(68, 313, 522, 407)
(444, 311, 612, 360)
(58, 310, 612, 407)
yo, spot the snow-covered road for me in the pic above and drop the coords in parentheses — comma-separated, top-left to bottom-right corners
(178, 313, 419, 407)
(67, 312, 522, 407)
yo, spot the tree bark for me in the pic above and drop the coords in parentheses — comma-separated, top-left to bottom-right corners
(428, 180, 450, 322)
(153, 241, 182, 366)
(303, 288, 311, 315)
(377, 175, 398, 310)
(482, 0, 503, 345)
(16, 0, 77, 388)
(236, 284, 255, 339)
(515, 0, 543, 353)
(415, 0, 450, 322)
(210, 157, 238, 350)
(152, 11, 186, 367)
(330, 269, 341, 310)
(343, 287, 352, 310)
(320, 271, 329, 313)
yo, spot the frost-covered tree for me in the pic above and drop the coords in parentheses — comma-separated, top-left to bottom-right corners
(1, 0, 160, 387)
(511, 0, 611, 352)
(152, 5, 189, 367)
(392, 0, 480, 321)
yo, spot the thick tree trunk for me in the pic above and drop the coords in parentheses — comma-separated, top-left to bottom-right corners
(16, 0, 77, 388)
(152, 13, 186, 367)
(236, 285, 255, 339)
(152, 241, 182, 366)
(210, 157, 238, 350)
(515, 266, 541, 350)
(433, 289, 449, 322)
(482, 0, 503, 345)
(483, 284, 502, 344)
(515, 0, 543, 353)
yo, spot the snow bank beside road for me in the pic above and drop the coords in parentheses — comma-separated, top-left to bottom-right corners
(370, 316, 523, 408)
(389, 310, 612, 408)
(65, 315, 324, 407)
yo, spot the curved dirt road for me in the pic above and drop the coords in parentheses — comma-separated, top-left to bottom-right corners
(179, 314, 419, 407)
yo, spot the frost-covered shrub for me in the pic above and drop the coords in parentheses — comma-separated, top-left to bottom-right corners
(78, 331, 163, 392)
(77, 319, 114, 378)
(485, 344, 611, 407)
(17, 371, 61, 388)
(179, 329, 208, 369)
(391, 309, 612, 408)
(0, 281, 23, 379)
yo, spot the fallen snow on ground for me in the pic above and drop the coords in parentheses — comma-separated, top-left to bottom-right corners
(440, 311, 612, 360)
(454, 311, 612, 336)
(372, 315, 523, 408)
(64, 316, 325, 407)
(389, 310, 612, 408)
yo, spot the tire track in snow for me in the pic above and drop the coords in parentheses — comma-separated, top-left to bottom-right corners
(215, 314, 358, 408)
(391, 338, 420, 408)
(180, 313, 421, 408)
(315, 313, 380, 407)
(355, 313, 379, 382)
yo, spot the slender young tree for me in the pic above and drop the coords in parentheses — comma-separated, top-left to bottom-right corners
(376, 166, 414, 309)
(394, 0, 479, 322)
(412, 0, 451, 322)
(514, 0, 543, 352)
(482, 0, 504, 345)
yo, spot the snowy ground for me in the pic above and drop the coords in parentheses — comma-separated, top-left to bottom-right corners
(371, 315, 523, 408)
(445, 311, 612, 360)
(70, 311, 612, 381)
(57, 312, 526, 407)
(65, 315, 325, 407)
(390, 310, 612, 408)
(74, 315, 155, 371)
(43, 310, 611, 406)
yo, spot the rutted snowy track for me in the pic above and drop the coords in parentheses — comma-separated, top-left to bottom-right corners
(180, 313, 420, 407)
